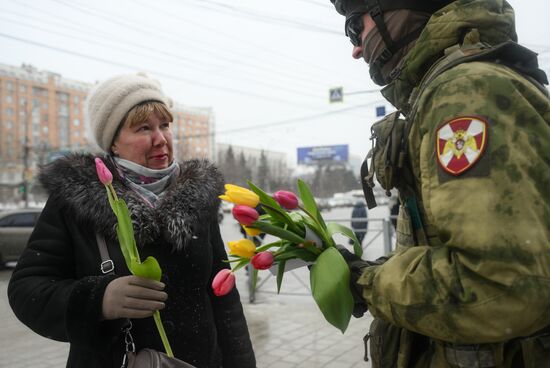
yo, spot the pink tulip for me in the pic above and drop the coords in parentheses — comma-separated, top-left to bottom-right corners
(232, 205, 259, 226)
(212, 269, 235, 296)
(273, 191, 299, 210)
(251, 252, 274, 270)
(95, 158, 113, 185)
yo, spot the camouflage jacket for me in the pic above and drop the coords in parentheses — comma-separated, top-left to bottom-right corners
(358, 0, 550, 345)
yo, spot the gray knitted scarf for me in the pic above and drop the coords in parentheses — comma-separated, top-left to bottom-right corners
(114, 157, 180, 208)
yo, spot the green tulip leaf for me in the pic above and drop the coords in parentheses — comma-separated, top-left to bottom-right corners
(253, 221, 306, 244)
(297, 179, 327, 230)
(326, 222, 363, 257)
(247, 181, 296, 228)
(274, 247, 318, 262)
(256, 240, 284, 252)
(231, 258, 250, 273)
(115, 225, 133, 271)
(252, 268, 259, 291)
(115, 199, 139, 262)
(310, 247, 353, 333)
(105, 186, 118, 215)
(276, 259, 286, 294)
(132, 256, 162, 281)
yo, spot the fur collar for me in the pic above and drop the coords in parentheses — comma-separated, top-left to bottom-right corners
(39, 153, 225, 251)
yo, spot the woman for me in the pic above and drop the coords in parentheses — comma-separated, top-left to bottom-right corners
(8, 74, 256, 368)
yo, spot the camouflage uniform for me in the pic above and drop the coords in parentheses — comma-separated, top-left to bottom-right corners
(356, 0, 550, 366)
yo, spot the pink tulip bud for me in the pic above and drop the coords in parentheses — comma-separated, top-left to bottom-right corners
(273, 191, 299, 210)
(211, 269, 235, 296)
(95, 158, 113, 185)
(232, 205, 259, 226)
(251, 252, 274, 270)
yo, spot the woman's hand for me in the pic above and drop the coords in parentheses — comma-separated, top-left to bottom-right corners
(102, 275, 167, 320)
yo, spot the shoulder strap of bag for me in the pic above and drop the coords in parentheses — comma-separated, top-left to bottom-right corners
(95, 232, 115, 275)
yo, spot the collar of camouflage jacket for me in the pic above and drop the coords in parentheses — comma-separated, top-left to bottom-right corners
(381, 0, 518, 112)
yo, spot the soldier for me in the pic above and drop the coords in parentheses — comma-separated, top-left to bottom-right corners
(329, 0, 550, 367)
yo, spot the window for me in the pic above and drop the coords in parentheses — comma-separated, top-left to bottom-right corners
(6, 81, 14, 91)
(32, 87, 46, 96)
(5, 108, 13, 116)
(73, 95, 80, 104)
(6, 121, 13, 129)
(6, 95, 13, 103)
(56, 92, 69, 102)
(73, 119, 80, 126)
(19, 85, 27, 93)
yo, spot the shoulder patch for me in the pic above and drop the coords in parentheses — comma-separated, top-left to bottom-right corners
(436, 116, 488, 176)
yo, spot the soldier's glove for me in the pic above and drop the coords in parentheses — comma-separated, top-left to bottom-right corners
(335, 244, 373, 318)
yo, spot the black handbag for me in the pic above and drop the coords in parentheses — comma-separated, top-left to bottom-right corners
(95, 234, 196, 368)
(121, 320, 196, 368)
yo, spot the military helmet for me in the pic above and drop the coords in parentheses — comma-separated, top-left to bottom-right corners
(331, 0, 455, 85)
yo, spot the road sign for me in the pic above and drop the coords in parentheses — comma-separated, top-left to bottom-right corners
(376, 105, 386, 117)
(329, 87, 343, 103)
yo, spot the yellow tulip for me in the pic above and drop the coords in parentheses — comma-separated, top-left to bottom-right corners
(219, 184, 260, 208)
(228, 238, 256, 258)
(243, 225, 263, 237)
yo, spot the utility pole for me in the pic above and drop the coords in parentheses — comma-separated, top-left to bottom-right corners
(22, 99, 29, 208)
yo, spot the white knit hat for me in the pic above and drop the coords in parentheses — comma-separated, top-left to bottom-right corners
(85, 73, 169, 152)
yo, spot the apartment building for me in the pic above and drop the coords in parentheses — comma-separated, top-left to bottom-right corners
(0, 63, 214, 203)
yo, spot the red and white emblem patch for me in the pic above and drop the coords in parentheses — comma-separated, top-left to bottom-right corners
(436, 116, 488, 176)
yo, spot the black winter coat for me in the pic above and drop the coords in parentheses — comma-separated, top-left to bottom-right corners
(8, 154, 256, 368)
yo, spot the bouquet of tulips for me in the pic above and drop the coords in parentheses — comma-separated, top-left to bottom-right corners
(211, 179, 363, 333)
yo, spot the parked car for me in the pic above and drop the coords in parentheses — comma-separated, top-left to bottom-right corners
(0, 208, 42, 266)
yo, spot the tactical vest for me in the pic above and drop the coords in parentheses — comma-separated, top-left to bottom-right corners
(361, 37, 548, 250)
(360, 38, 550, 368)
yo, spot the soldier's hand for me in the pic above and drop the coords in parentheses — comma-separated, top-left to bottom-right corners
(102, 275, 167, 320)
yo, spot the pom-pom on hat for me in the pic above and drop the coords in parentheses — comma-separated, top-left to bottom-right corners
(85, 73, 169, 152)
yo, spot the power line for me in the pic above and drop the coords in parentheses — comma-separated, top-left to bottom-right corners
(131, 0, 356, 86)
(0, 14, 327, 103)
(0, 31, 376, 116)
(187, 101, 384, 139)
(14, 0, 368, 93)
(46, 0, 358, 94)
(180, 0, 340, 35)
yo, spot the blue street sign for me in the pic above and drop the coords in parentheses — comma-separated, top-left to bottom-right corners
(376, 105, 386, 117)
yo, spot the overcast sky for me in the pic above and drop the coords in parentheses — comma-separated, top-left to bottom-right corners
(1, 0, 549, 167)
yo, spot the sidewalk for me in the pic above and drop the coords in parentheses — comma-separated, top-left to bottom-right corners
(0, 267, 372, 368)
(0, 206, 388, 367)
(237, 265, 372, 368)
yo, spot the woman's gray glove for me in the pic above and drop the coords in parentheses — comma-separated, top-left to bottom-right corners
(102, 275, 167, 320)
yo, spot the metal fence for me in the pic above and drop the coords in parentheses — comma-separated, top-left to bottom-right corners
(246, 216, 395, 303)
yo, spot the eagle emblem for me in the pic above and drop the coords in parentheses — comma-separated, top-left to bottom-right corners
(436, 116, 488, 175)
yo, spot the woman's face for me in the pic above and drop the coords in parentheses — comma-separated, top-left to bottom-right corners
(111, 112, 174, 169)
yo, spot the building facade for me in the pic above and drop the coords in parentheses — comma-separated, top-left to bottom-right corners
(0, 63, 214, 205)
(172, 103, 215, 161)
